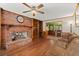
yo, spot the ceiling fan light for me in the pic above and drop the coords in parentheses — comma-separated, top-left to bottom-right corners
(32, 10, 37, 16)
(32, 10, 36, 13)
(33, 13, 35, 16)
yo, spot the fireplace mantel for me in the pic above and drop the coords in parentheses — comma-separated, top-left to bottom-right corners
(1, 24, 32, 28)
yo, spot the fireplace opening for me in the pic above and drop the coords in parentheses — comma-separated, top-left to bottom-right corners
(11, 32, 28, 41)
(12, 36, 16, 41)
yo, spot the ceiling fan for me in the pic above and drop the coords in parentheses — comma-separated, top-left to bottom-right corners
(22, 3, 45, 16)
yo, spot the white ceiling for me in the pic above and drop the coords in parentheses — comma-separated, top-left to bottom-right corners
(0, 3, 76, 21)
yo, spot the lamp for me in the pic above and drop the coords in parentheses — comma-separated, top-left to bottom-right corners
(68, 20, 73, 33)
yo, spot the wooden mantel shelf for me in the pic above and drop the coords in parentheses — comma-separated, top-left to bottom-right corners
(1, 24, 32, 28)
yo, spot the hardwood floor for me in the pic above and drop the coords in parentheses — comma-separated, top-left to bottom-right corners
(1, 39, 52, 56)
(1, 36, 79, 56)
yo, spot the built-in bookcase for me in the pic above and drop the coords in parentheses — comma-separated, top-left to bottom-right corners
(32, 19, 43, 41)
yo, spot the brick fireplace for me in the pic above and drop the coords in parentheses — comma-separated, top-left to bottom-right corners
(1, 9, 33, 50)
(0, 8, 43, 51)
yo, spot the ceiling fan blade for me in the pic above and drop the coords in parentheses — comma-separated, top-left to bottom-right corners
(22, 3, 32, 9)
(37, 11, 45, 14)
(23, 10, 32, 13)
(37, 4, 44, 9)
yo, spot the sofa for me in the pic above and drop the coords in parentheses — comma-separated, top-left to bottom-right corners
(57, 32, 79, 48)
(49, 32, 79, 56)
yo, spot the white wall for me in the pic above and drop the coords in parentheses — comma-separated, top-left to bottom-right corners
(43, 16, 79, 35)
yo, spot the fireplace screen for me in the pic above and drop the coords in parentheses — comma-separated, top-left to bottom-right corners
(11, 32, 28, 41)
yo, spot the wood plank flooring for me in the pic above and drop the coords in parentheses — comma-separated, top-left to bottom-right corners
(1, 36, 79, 56)
(1, 39, 52, 56)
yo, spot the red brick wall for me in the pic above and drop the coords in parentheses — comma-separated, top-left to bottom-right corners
(2, 10, 32, 26)
(0, 8, 1, 49)
(1, 9, 33, 50)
